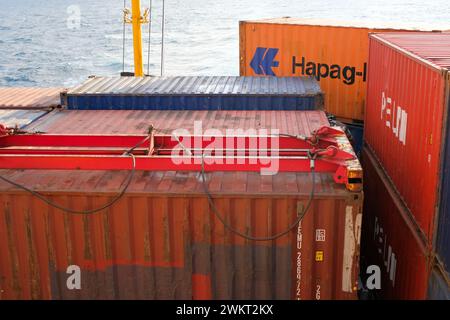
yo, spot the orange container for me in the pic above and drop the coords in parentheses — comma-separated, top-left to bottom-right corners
(0, 109, 363, 300)
(239, 18, 443, 121)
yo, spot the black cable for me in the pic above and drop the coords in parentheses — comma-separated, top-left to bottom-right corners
(200, 154, 316, 241)
(0, 154, 136, 215)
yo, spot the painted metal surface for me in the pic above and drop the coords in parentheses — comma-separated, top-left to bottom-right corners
(26, 109, 330, 135)
(364, 33, 450, 246)
(0, 169, 362, 300)
(436, 77, 450, 279)
(64, 76, 323, 110)
(0, 109, 49, 129)
(239, 18, 443, 121)
(428, 264, 450, 300)
(0, 108, 362, 300)
(0, 131, 361, 191)
(361, 147, 431, 300)
(0, 87, 62, 110)
(343, 122, 363, 158)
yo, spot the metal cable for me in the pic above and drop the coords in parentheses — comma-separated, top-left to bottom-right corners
(122, 0, 127, 73)
(160, 0, 165, 76)
(0, 134, 154, 215)
(200, 154, 316, 242)
(0, 154, 136, 215)
(147, 0, 153, 75)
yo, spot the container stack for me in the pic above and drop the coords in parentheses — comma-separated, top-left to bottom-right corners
(362, 33, 450, 299)
(0, 77, 364, 300)
(239, 18, 442, 156)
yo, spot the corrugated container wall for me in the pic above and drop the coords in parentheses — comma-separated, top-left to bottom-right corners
(436, 73, 450, 279)
(428, 265, 450, 300)
(0, 87, 62, 110)
(361, 148, 431, 299)
(364, 33, 450, 254)
(0, 170, 362, 300)
(239, 18, 443, 121)
(0, 109, 363, 300)
(64, 76, 323, 111)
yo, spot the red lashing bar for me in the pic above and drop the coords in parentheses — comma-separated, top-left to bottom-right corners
(0, 126, 357, 187)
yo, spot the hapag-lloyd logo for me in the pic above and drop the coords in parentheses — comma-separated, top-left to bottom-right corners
(250, 47, 367, 85)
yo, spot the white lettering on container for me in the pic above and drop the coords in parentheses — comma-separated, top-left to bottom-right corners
(381, 92, 407, 146)
(374, 217, 397, 287)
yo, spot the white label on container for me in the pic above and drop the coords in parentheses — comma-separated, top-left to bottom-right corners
(315, 229, 326, 242)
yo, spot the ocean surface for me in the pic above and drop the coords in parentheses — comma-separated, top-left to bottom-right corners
(0, 0, 449, 87)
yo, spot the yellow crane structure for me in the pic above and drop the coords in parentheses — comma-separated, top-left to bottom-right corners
(124, 0, 149, 77)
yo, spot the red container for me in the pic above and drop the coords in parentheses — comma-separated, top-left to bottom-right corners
(0, 110, 363, 300)
(364, 33, 450, 244)
(0, 87, 63, 110)
(361, 147, 431, 299)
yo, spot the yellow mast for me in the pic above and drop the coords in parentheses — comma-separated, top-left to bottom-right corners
(131, 0, 144, 77)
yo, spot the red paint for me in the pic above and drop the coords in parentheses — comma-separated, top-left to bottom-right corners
(0, 125, 358, 190)
(192, 274, 213, 300)
(0, 109, 363, 300)
(361, 148, 431, 299)
(364, 33, 450, 244)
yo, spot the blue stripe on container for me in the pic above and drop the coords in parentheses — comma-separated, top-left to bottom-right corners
(437, 87, 450, 279)
(66, 76, 323, 111)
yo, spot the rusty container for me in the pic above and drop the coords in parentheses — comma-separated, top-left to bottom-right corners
(239, 18, 443, 121)
(364, 33, 450, 259)
(361, 147, 431, 299)
(0, 109, 363, 300)
(0, 87, 63, 110)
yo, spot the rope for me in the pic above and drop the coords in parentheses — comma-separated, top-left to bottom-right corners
(147, 0, 153, 75)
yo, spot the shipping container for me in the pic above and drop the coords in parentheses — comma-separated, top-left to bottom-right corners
(364, 33, 450, 255)
(25, 109, 332, 135)
(428, 263, 450, 300)
(344, 122, 363, 158)
(239, 18, 444, 121)
(361, 147, 431, 299)
(0, 109, 363, 300)
(0, 109, 49, 129)
(63, 76, 323, 111)
(0, 87, 63, 110)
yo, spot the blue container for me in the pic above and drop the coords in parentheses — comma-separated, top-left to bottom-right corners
(437, 94, 450, 278)
(344, 122, 364, 158)
(64, 76, 323, 110)
(428, 267, 450, 300)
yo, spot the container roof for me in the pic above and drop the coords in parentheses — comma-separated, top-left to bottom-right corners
(372, 32, 450, 70)
(241, 17, 449, 32)
(25, 109, 329, 136)
(67, 76, 321, 96)
(0, 87, 63, 110)
(0, 169, 348, 197)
